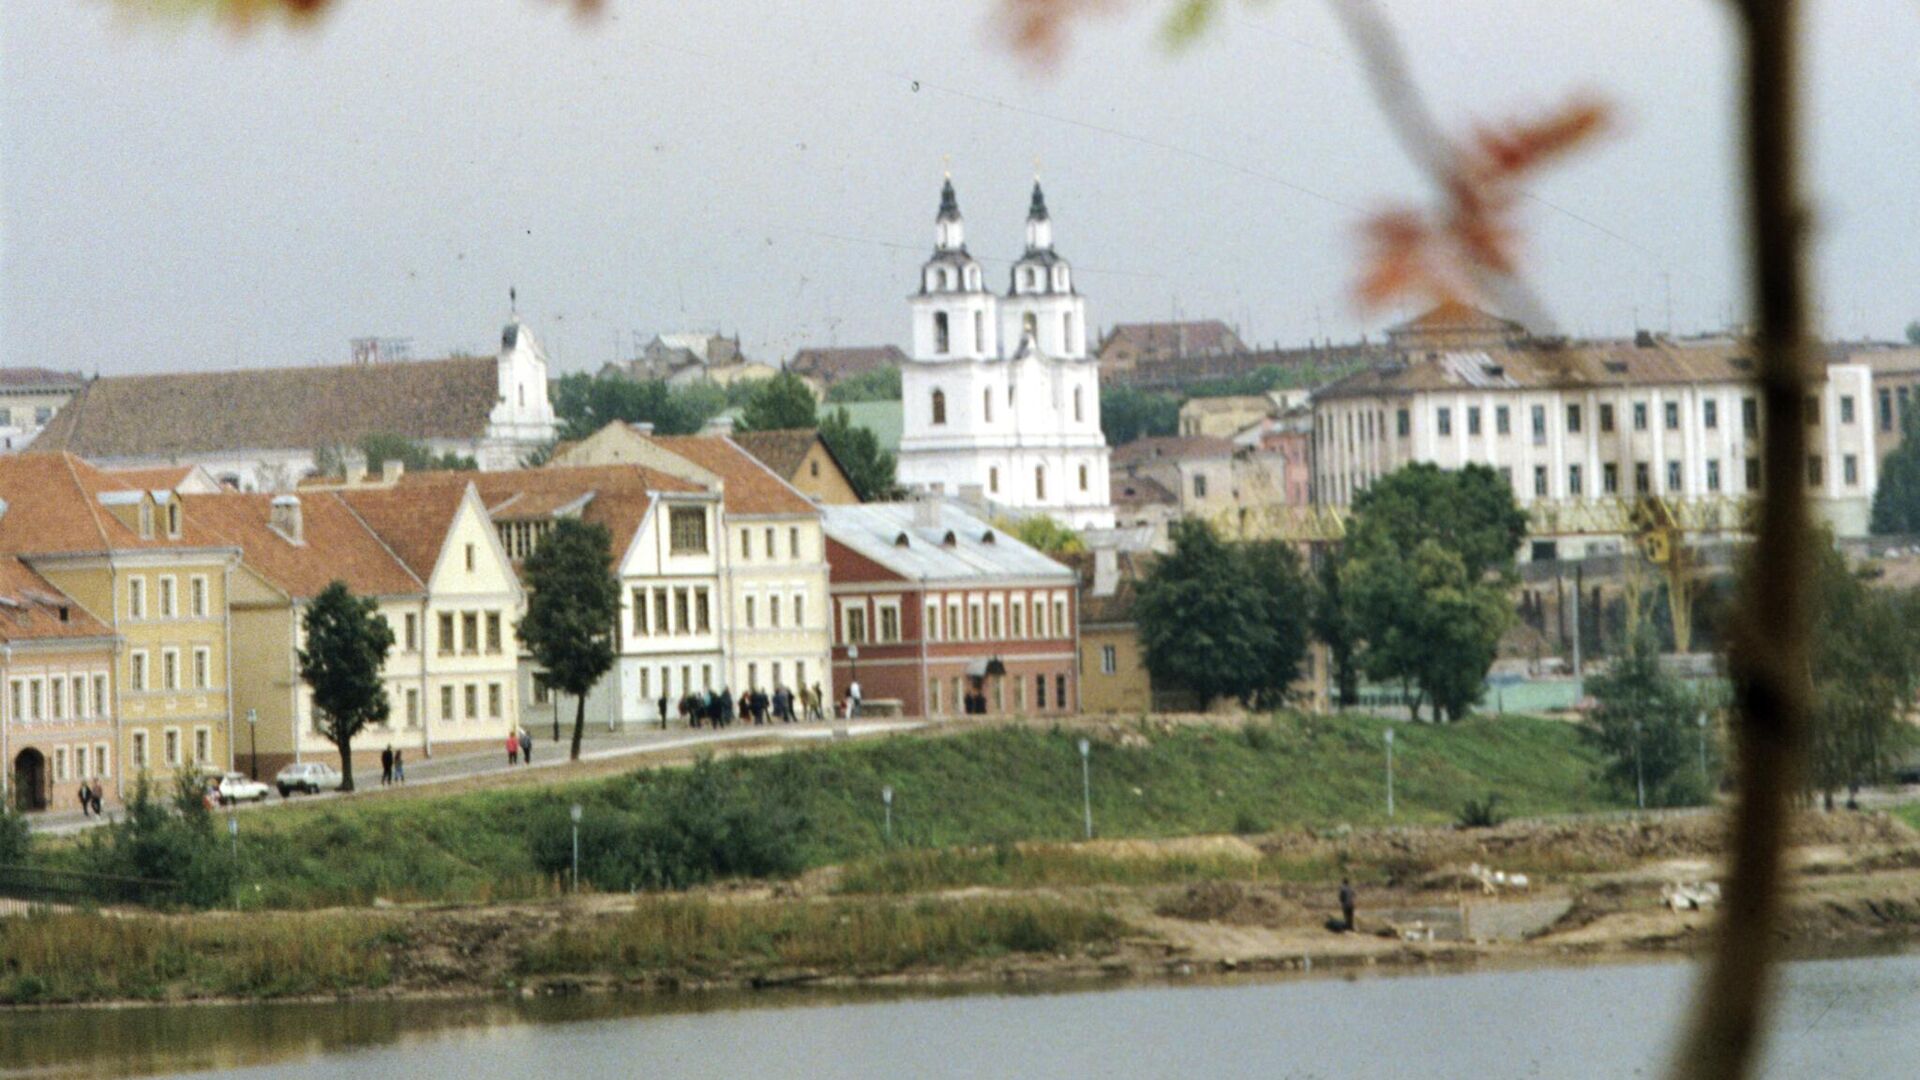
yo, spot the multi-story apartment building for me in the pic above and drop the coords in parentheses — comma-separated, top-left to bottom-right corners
(1313, 333, 1880, 554)
(823, 500, 1079, 718)
(1850, 346, 1920, 470)
(0, 454, 239, 789)
(2, 558, 118, 813)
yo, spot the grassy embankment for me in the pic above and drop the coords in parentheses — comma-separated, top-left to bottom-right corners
(37, 712, 1626, 909)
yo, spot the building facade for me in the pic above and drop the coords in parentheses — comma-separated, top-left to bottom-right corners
(0, 369, 86, 454)
(895, 179, 1113, 529)
(1, 559, 118, 813)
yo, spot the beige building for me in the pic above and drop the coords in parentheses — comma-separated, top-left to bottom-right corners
(1849, 346, 1920, 469)
(2, 558, 119, 813)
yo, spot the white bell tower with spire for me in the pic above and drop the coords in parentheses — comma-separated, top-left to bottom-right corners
(897, 176, 1113, 530)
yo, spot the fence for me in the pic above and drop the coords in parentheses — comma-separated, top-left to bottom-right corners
(0, 863, 178, 908)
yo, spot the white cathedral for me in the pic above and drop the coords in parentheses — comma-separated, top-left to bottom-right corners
(896, 178, 1115, 530)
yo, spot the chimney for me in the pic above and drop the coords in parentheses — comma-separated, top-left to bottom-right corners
(631, 422, 656, 436)
(270, 494, 304, 544)
(1093, 546, 1119, 597)
(1634, 329, 1656, 348)
(345, 462, 367, 485)
(381, 459, 405, 484)
(912, 495, 939, 530)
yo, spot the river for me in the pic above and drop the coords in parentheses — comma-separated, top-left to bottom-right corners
(6, 953, 1918, 1079)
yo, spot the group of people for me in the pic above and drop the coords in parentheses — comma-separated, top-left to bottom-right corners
(504, 728, 534, 766)
(74, 778, 106, 817)
(378, 745, 407, 786)
(663, 682, 831, 729)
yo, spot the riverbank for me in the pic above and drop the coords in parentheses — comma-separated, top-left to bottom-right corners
(7, 809, 1919, 1009)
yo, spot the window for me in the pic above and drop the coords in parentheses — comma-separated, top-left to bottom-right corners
(968, 603, 982, 640)
(1193, 474, 1208, 499)
(1807, 455, 1823, 487)
(933, 311, 950, 353)
(947, 602, 961, 640)
(989, 467, 999, 494)
(694, 588, 711, 633)
(741, 529, 752, 559)
(1032, 598, 1046, 639)
(1844, 454, 1858, 486)
(1882, 389, 1895, 431)
(72, 675, 87, 717)
(931, 389, 947, 425)
(1057, 675, 1067, 710)
(132, 731, 149, 769)
(1035, 465, 1046, 500)
(793, 594, 805, 628)
(1436, 406, 1452, 436)
(7, 681, 20, 722)
(192, 647, 210, 690)
(988, 602, 1002, 638)
(1100, 644, 1117, 675)
(770, 594, 782, 628)
(405, 612, 419, 651)
(1079, 464, 1089, 492)
(1495, 406, 1511, 435)
(1633, 402, 1648, 431)
(1054, 597, 1068, 637)
(1009, 600, 1023, 638)
(975, 310, 986, 351)
(164, 728, 181, 767)
(1746, 456, 1762, 491)
(488, 683, 503, 719)
(158, 576, 176, 618)
(1600, 403, 1616, 432)
(879, 605, 901, 642)
(486, 612, 502, 654)
(926, 601, 940, 641)
(193, 727, 210, 765)
(1467, 406, 1482, 436)
(441, 685, 455, 721)
(93, 674, 107, 715)
(1634, 462, 1651, 495)
(1533, 466, 1548, 497)
(1667, 460, 1682, 492)
(1707, 459, 1722, 492)
(406, 689, 420, 727)
(138, 503, 153, 540)
(629, 589, 648, 636)
(94, 744, 110, 779)
(790, 527, 800, 558)
(1704, 399, 1719, 430)
(669, 507, 708, 554)
(1840, 395, 1855, 424)
(166, 502, 181, 538)
(464, 543, 476, 572)
(54, 747, 68, 782)
(1568, 464, 1583, 496)
(655, 589, 670, 636)
(161, 649, 180, 691)
(128, 577, 146, 619)
(1035, 674, 1048, 710)
(1073, 386, 1084, 423)
(983, 387, 993, 423)
(462, 683, 477, 720)
(438, 612, 456, 655)
(1396, 408, 1410, 437)
(746, 595, 757, 629)
(765, 528, 775, 560)
(1531, 405, 1547, 444)
(48, 679, 63, 720)
(1742, 396, 1758, 435)
(1664, 401, 1680, 430)
(461, 612, 479, 654)
(1566, 404, 1582, 433)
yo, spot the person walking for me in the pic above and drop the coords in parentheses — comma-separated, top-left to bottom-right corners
(380, 745, 394, 787)
(847, 679, 862, 720)
(507, 732, 519, 767)
(78, 783, 93, 817)
(658, 693, 669, 731)
(393, 748, 405, 784)
(810, 682, 825, 721)
(1339, 879, 1357, 933)
(89, 779, 104, 817)
(519, 728, 533, 765)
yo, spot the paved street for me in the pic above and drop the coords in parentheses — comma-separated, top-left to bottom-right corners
(27, 716, 929, 836)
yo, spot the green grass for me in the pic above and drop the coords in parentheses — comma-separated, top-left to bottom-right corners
(38, 713, 1627, 909)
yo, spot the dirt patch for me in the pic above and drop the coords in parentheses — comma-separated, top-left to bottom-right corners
(1078, 835, 1264, 863)
(1156, 882, 1302, 927)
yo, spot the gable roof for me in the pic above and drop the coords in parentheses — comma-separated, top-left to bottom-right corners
(1388, 301, 1525, 337)
(28, 356, 500, 459)
(0, 453, 230, 555)
(394, 463, 704, 561)
(1098, 321, 1244, 357)
(336, 484, 473, 582)
(822, 502, 1075, 584)
(651, 435, 816, 516)
(732, 429, 859, 495)
(1110, 473, 1177, 508)
(785, 345, 907, 384)
(0, 368, 86, 391)
(0, 557, 112, 643)
(186, 491, 423, 601)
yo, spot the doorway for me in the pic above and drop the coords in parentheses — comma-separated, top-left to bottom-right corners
(12, 748, 47, 812)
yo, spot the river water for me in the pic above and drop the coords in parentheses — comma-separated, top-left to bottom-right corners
(7, 953, 1919, 1079)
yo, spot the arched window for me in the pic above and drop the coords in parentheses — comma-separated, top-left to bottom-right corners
(973, 311, 985, 353)
(1063, 312, 1075, 350)
(989, 467, 999, 493)
(966, 267, 979, 290)
(1022, 312, 1037, 339)
(931, 389, 947, 425)
(1073, 386, 1084, 423)
(1078, 464, 1089, 491)
(983, 388, 994, 423)
(1035, 465, 1047, 500)
(933, 312, 950, 353)
(941, 268, 954, 290)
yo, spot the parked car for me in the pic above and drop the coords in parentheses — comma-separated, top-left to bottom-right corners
(216, 771, 271, 805)
(274, 761, 342, 797)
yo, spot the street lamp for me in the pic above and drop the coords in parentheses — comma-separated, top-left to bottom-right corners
(1384, 728, 1396, 819)
(569, 803, 583, 893)
(1696, 712, 1710, 783)
(847, 644, 860, 716)
(245, 709, 258, 781)
(1078, 738, 1093, 841)
(1633, 720, 1646, 810)
(882, 785, 894, 844)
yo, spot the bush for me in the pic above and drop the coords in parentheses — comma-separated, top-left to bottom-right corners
(0, 805, 30, 865)
(79, 774, 235, 908)
(1456, 793, 1505, 829)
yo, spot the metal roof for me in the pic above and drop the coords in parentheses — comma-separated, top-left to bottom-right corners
(823, 501, 1076, 584)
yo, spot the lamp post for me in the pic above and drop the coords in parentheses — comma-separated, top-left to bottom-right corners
(1384, 727, 1395, 819)
(1696, 712, 1709, 783)
(245, 708, 258, 781)
(1078, 738, 1093, 841)
(1633, 720, 1646, 810)
(569, 803, 583, 893)
(882, 785, 894, 844)
(848, 644, 860, 713)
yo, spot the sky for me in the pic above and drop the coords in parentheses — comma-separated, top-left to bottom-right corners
(3, 1, 1918, 377)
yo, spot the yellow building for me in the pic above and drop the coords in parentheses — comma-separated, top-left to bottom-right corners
(0, 454, 239, 792)
(1077, 550, 1156, 715)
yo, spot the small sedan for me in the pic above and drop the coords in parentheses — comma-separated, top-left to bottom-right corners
(274, 761, 342, 797)
(216, 771, 272, 805)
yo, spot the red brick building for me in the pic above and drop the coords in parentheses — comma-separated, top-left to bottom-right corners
(823, 502, 1080, 718)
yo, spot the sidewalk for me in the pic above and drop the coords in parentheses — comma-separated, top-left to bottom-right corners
(27, 716, 928, 837)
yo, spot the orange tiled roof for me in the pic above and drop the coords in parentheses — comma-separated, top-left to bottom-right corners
(336, 484, 472, 582)
(396, 464, 703, 559)
(187, 492, 423, 600)
(0, 453, 229, 555)
(0, 557, 112, 643)
(652, 435, 816, 516)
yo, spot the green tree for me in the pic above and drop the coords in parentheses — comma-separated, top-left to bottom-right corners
(1100, 386, 1180, 445)
(1906, 320, 1920, 346)
(824, 366, 902, 403)
(1806, 540, 1920, 808)
(1311, 550, 1360, 708)
(550, 372, 729, 440)
(298, 581, 395, 792)
(818, 406, 897, 502)
(0, 804, 29, 865)
(517, 519, 621, 761)
(1584, 620, 1708, 806)
(1870, 414, 1920, 534)
(355, 432, 476, 473)
(1135, 518, 1311, 707)
(736, 372, 819, 432)
(1345, 462, 1529, 580)
(997, 514, 1085, 556)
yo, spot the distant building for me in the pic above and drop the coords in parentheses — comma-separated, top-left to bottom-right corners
(0, 368, 85, 453)
(896, 178, 1113, 529)
(823, 500, 1079, 718)
(1848, 345, 1920, 471)
(786, 345, 907, 388)
(1383, 301, 1528, 353)
(29, 320, 557, 491)
(604, 333, 778, 388)
(730, 430, 863, 505)
(1075, 548, 1155, 715)
(1178, 395, 1270, 438)
(1096, 320, 1246, 373)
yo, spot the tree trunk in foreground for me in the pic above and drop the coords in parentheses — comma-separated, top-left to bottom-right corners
(571, 693, 586, 761)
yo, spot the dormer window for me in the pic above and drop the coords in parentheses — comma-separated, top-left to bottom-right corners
(166, 501, 181, 538)
(137, 502, 154, 540)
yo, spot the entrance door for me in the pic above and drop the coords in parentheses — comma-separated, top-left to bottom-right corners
(12, 748, 47, 812)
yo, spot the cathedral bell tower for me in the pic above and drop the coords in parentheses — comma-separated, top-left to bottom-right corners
(910, 177, 998, 362)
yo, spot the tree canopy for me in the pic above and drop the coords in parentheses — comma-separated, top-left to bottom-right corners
(997, 514, 1085, 556)
(1100, 386, 1180, 446)
(1584, 619, 1711, 807)
(736, 372, 820, 432)
(550, 372, 730, 441)
(823, 366, 902, 403)
(1135, 518, 1312, 708)
(517, 519, 621, 760)
(1803, 538, 1920, 807)
(1870, 415, 1920, 534)
(818, 406, 898, 502)
(298, 581, 395, 792)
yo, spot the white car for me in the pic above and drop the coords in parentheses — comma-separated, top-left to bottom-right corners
(216, 771, 272, 805)
(274, 761, 342, 797)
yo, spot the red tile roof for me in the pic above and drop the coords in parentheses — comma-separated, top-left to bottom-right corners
(187, 492, 423, 600)
(396, 464, 703, 560)
(337, 485, 472, 582)
(0, 557, 112, 643)
(651, 435, 816, 516)
(0, 453, 228, 555)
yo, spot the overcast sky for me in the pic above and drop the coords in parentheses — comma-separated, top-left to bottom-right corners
(4, 2, 1917, 376)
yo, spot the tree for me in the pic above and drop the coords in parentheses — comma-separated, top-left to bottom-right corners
(297, 581, 395, 793)
(818, 406, 898, 502)
(824, 366, 902, 403)
(1870, 414, 1920, 534)
(1311, 550, 1360, 709)
(1100, 386, 1180, 446)
(1584, 620, 1708, 806)
(357, 432, 476, 473)
(517, 519, 621, 761)
(550, 372, 730, 440)
(1906, 320, 1920, 346)
(1135, 518, 1311, 707)
(997, 514, 1084, 556)
(1338, 464, 1525, 722)
(736, 372, 819, 432)
(1805, 539, 1920, 808)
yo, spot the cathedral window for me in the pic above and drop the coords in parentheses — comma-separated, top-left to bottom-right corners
(931, 389, 947, 425)
(973, 311, 984, 352)
(933, 312, 950, 353)
(1063, 312, 1074, 348)
(1073, 386, 1084, 422)
(989, 467, 999, 493)
(983, 389, 993, 422)
(1022, 312, 1037, 340)
(1078, 464, 1089, 491)
(1035, 466, 1047, 500)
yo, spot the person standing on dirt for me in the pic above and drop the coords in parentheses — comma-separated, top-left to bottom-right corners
(380, 745, 394, 787)
(519, 728, 533, 765)
(1339, 879, 1357, 932)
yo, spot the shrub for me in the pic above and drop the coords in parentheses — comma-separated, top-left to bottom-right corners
(0, 805, 29, 865)
(1456, 793, 1505, 829)
(79, 774, 235, 908)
